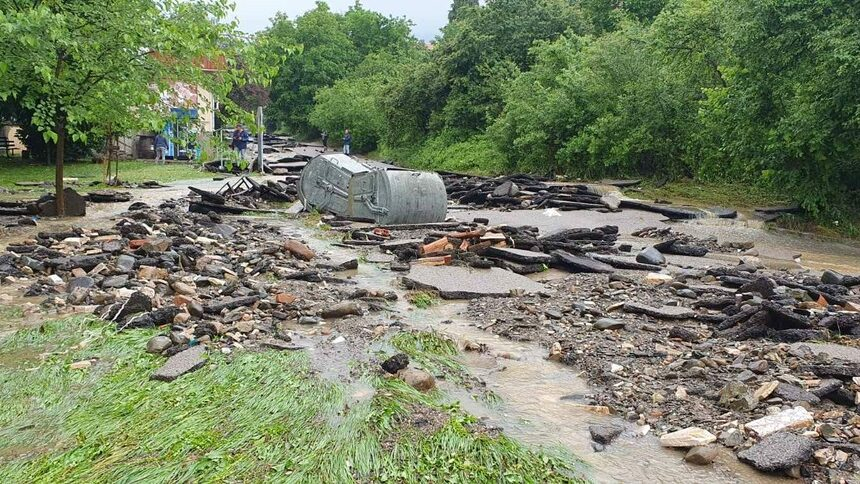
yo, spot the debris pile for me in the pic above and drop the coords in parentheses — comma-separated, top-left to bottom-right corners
(187, 176, 298, 214)
(0, 201, 398, 381)
(443, 173, 619, 211)
(468, 262, 860, 480)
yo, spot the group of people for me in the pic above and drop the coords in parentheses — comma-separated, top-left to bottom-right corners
(154, 125, 355, 165)
(321, 129, 352, 155)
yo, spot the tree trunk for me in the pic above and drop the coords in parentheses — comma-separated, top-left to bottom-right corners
(55, 117, 66, 217)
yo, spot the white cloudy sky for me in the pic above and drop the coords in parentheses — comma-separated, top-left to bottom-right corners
(232, 0, 452, 40)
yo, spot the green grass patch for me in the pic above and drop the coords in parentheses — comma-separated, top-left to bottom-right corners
(0, 306, 24, 322)
(625, 178, 788, 210)
(0, 318, 584, 483)
(0, 159, 204, 193)
(406, 291, 438, 310)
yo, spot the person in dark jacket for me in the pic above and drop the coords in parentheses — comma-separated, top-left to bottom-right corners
(232, 124, 250, 159)
(154, 133, 169, 164)
(342, 129, 352, 156)
(321, 131, 329, 150)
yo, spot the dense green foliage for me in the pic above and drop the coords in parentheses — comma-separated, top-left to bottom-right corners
(267, 0, 860, 221)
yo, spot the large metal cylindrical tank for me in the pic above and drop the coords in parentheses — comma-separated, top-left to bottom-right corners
(298, 154, 447, 224)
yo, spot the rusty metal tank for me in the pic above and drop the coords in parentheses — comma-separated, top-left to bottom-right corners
(298, 154, 447, 224)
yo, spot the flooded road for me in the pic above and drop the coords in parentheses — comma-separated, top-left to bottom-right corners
(453, 207, 860, 274)
(3, 177, 856, 482)
(306, 240, 788, 484)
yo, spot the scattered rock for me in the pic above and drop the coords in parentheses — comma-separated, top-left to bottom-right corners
(150, 345, 206, 382)
(636, 247, 666, 266)
(745, 407, 814, 437)
(381, 353, 410, 374)
(593, 318, 625, 331)
(659, 427, 717, 447)
(146, 335, 173, 354)
(398, 368, 436, 392)
(589, 424, 624, 445)
(320, 301, 363, 319)
(737, 432, 815, 472)
(684, 446, 719, 465)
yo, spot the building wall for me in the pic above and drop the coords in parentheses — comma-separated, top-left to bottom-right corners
(0, 126, 26, 152)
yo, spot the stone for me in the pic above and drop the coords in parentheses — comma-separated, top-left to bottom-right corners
(404, 265, 544, 299)
(381, 353, 410, 374)
(623, 302, 695, 320)
(275, 293, 297, 305)
(736, 370, 757, 383)
(173, 312, 190, 325)
(317, 255, 359, 271)
(102, 275, 128, 288)
(171, 281, 196, 296)
(67, 276, 95, 292)
(141, 237, 172, 253)
(589, 424, 624, 445)
(138, 265, 168, 280)
(47, 274, 64, 286)
(668, 326, 699, 342)
(745, 407, 814, 437)
(150, 345, 206, 382)
(737, 432, 815, 472)
(719, 381, 758, 411)
(550, 250, 614, 274)
(754, 381, 780, 401)
(748, 360, 769, 374)
(69, 360, 92, 370)
(821, 270, 845, 286)
(645, 273, 674, 285)
(593, 318, 625, 331)
(493, 180, 520, 197)
(298, 316, 322, 325)
(146, 335, 172, 354)
(636, 247, 666, 266)
(737, 277, 778, 298)
(660, 427, 717, 448)
(684, 446, 719, 465)
(773, 383, 820, 404)
(398, 368, 436, 392)
(187, 300, 205, 318)
(320, 302, 363, 319)
(283, 240, 315, 261)
(811, 379, 843, 398)
(106, 291, 153, 322)
(485, 247, 552, 265)
(116, 255, 136, 273)
(719, 429, 745, 448)
(235, 320, 254, 333)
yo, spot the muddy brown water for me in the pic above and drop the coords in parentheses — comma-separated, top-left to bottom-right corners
(2, 178, 855, 481)
(324, 250, 787, 484)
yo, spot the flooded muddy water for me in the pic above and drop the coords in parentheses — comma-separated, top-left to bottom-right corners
(304, 242, 787, 484)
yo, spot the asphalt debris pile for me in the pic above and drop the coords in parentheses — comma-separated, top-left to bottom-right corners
(0, 201, 399, 380)
(339, 219, 623, 276)
(187, 176, 298, 214)
(443, 173, 620, 211)
(632, 226, 755, 256)
(467, 263, 860, 480)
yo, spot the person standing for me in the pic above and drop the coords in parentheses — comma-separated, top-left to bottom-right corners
(321, 131, 329, 151)
(154, 132, 169, 164)
(342, 129, 352, 156)
(232, 124, 249, 160)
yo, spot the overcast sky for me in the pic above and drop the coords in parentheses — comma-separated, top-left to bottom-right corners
(232, 1, 451, 40)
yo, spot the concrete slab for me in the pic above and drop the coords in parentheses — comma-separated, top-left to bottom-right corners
(403, 265, 544, 299)
(624, 302, 696, 320)
(151, 345, 206, 382)
(791, 342, 860, 363)
(485, 247, 552, 265)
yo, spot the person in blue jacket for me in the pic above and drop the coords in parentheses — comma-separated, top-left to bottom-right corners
(342, 129, 352, 156)
(232, 124, 250, 159)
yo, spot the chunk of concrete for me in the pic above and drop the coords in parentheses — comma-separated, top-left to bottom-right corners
(485, 247, 552, 265)
(550, 250, 614, 273)
(744, 407, 814, 437)
(623, 302, 695, 320)
(150, 345, 206, 382)
(738, 432, 815, 472)
(403, 265, 544, 299)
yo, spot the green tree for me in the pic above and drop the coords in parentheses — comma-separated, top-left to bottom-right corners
(0, 0, 259, 215)
(266, 1, 415, 138)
